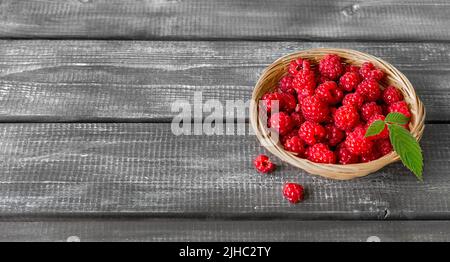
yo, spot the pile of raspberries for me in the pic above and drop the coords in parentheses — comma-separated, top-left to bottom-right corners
(258, 54, 411, 166)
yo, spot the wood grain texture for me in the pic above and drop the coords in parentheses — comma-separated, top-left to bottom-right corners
(1, 219, 449, 242)
(0, 123, 448, 219)
(0, 0, 449, 41)
(0, 40, 449, 121)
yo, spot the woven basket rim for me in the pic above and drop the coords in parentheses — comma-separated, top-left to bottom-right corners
(249, 48, 425, 180)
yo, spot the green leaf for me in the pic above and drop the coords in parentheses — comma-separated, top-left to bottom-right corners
(385, 112, 410, 125)
(365, 120, 386, 138)
(388, 124, 423, 181)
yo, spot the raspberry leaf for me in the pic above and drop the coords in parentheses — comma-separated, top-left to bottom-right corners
(385, 112, 409, 125)
(388, 124, 423, 181)
(365, 120, 385, 138)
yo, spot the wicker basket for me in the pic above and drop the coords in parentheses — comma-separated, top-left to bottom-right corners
(250, 48, 425, 180)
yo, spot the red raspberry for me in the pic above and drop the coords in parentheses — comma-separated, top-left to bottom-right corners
(301, 96, 330, 123)
(319, 54, 344, 80)
(288, 58, 304, 76)
(342, 93, 364, 108)
(360, 148, 381, 163)
(279, 75, 296, 95)
(292, 66, 316, 93)
(283, 183, 304, 203)
(376, 139, 393, 156)
(315, 81, 344, 105)
(361, 102, 383, 122)
(336, 143, 359, 164)
(359, 62, 384, 81)
(317, 75, 330, 84)
(269, 112, 293, 135)
(290, 112, 304, 127)
(365, 114, 389, 140)
(325, 124, 345, 147)
(306, 143, 336, 164)
(339, 71, 361, 92)
(253, 154, 276, 173)
(344, 127, 374, 156)
(388, 101, 411, 119)
(382, 85, 403, 105)
(261, 92, 296, 113)
(298, 121, 326, 146)
(280, 128, 299, 145)
(283, 136, 305, 155)
(296, 85, 315, 105)
(356, 79, 381, 102)
(345, 65, 360, 73)
(334, 105, 360, 131)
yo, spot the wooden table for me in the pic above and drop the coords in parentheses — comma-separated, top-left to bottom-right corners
(0, 0, 449, 242)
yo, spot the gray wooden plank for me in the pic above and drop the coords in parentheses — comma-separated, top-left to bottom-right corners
(0, 0, 449, 41)
(0, 219, 449, 242)
(0, 40, 448, 121)
(0, 123, 447, 219)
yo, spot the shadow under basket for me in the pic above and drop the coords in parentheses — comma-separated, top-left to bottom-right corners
(249, 48, 425, 180)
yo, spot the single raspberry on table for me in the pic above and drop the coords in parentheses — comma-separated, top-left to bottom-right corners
(339, 71, 361, 92)
(306, 143, 336, 164)
(269, 112, 293, 135)
(361, 102, 383, 122)
(359, 62, 384, 81)
(301, 96, 330, 123)
(279, 75, 296, 95)
(344, 127, 374, 156)
(382, 85, 403, 105)
(334, 105, 360, 131)
(342, 93, 365, 108)
(336, 143, 359, 164)
(376, 139, 393, 156)
(356, 79, 381, 102)
(319, 54, 344, 80)
(365, 114, 389, 140)
(290, 112, 304, 127)
(283, 183, 304, 203)
(298, 121, 327, 146)
(253, 154, 276, 173)
(360, 148, 381, 163)
(388, 101, 411, 119)
(288, 58, 304, 76)
(283, 136, 306, 155)
(315, 81, 344, 105)
(325, 124, 345, 147)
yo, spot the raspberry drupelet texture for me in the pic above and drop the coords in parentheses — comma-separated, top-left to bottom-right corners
(315, 81, 344, 105)
(334, 105, 360, 131)
(279, 75, 296, 95)
(361, 102, 383, 122)
(292, 62, 316, 93)
(296, 85, 315, 105)
(345, 65, 360, 73)
(388, 101, 411, 119)
(290, 112, 304, 127)
(261, 92, 296, 113)
(356, 79, 381, 102)
(342, 93, 365, 108)
(382, 85, 403, 105)
(365, 114, 389, 140)
(280, 93, 297, 113)
(360, 148, 381, 163)
(344, 127, 374, 156)
(298, 121, 326, 146)
(325, 124, 345, 147)
(336, 143, 359, 164)
(283, 136, 305, 155)
(269, 112, 293, 135)
(301, 96, 330, 123)
(339, 71, 361, 92)
(283, 183, 304, 203)
(306, 143, 336, 164)
(253, 154, 276, 173)
(319, 54, 344, 80)
(377, 139, 393, 156)
(288, 58, 304, 76)
(359, 62, 384, 81)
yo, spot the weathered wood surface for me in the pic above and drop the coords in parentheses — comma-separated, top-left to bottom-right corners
(1, 219, 449, 242)
(0, 40, 448, 122)
(0, 123, 447, 219)
(0, 0, 449, 41)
